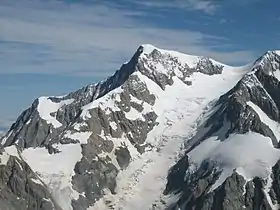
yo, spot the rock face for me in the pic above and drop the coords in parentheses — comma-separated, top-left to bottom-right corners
(0, 147, 59, 210)
(1, 45, 280, 210)
(165, 160, 274, 210)
(1, 47, 143, 149)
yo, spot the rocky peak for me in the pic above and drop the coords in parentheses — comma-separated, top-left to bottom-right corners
(137, 44, 224, 89)
(1, 44, 268, 210)
(253, 50, 280, 76)
(0, 46, 144, 149)
(0, 44, 225, 150)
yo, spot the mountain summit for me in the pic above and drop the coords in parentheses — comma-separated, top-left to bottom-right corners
(1, 44, 280, 210)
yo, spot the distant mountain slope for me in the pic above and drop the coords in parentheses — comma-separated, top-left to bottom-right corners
(162, 51, 280, 210)
(2, 44, 280, 210)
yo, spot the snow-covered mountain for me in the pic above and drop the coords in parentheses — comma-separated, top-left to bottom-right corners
(1, 44, 280, 210)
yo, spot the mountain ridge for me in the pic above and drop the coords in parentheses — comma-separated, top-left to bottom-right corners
(1, 44, 280, 210)
(0, 43, 263, 147)
(0, 44, 227, 149)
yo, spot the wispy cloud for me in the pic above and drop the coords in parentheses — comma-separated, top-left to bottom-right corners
(124, 0, 262, 14)
(117, 0, 219, 14)
(0, 0, 256, 78)
(188, 0, 218, 13)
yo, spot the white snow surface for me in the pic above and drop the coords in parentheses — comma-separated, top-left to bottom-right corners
(275, 50, 280, 55)
(73, 122, 88, 131)
(15, 45, 254, 210)
(81, 87, 123, 119)
(140, 44, 242, 70)
(90, 62, 247, 209)
(37, 97, 74, 128)
(247, 101, 280, 142)
(141, 44, 201, 69)
(272, 69, 280, 81)
(124, 106, 145, 121)
(63, 130, 92, 144)
(109, 121, 118, 130)
(0, 145, 20, 165)
(196, 132, 280, 191)
(31, 178, 44, 186)
(22, 144, 82, 210)
(264, 170, 279, 210)
(188, 128, 280, 192)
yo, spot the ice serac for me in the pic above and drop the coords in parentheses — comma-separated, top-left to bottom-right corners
(2, 44, 280, 210)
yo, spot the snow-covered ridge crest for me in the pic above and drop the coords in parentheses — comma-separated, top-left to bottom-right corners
(0, 44, 229, 148)
(141, 44, 202, 68)
(140, 44, 230, 68)
(252, 50, 280, 80)
(2, 45, 275, 148)
(9, 43, 280, 210)
(37, 97, 74, 128)
(0, 44, 144, 148)
(0, 43, 252, 210)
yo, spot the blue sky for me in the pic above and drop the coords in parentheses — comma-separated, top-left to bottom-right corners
(0, 0, 279, 131)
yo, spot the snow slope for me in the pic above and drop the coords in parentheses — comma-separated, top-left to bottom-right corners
(141, 44, 201, 69)
(184, 87, 280, 193)
(247, 101, 280, 142)
(22, 144, 82, 210)
(90, 62, 248, 209)
(1, 44, 256, 210)
(37, 97, 74, 128)
(0, 145, 21, 166)
(189, 132, 280, 191)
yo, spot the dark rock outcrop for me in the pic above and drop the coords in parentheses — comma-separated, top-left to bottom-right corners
(0, 153, 59, 210)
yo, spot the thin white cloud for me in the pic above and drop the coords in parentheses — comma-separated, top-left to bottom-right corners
(0, 0, 256, 78)
(131, 0, 263, 14)
(121, 0, 218, 14)
(188, 0, 218, 14)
